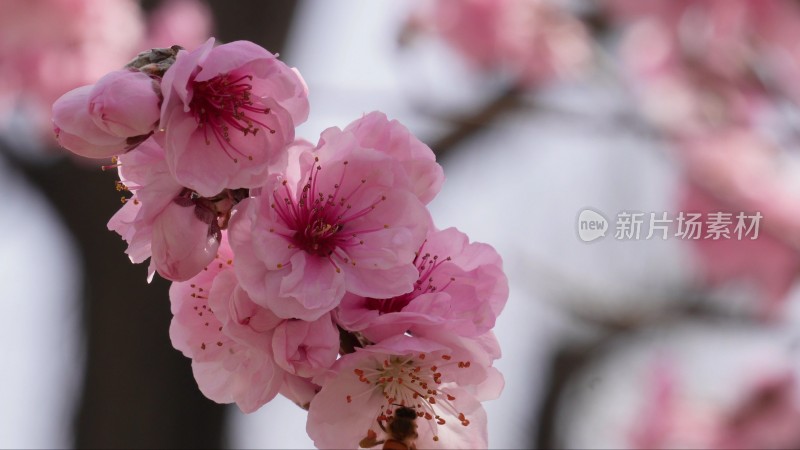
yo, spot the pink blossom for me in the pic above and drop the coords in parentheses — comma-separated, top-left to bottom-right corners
(150, 200, 221, 282)
(51, 85, 129, 158)
(337, 227, 508, 342)
(228, 125, 432, 321)
(107, 137, 230, 282)
(88, 70, 160, 138)
(144, 0, 213, 51)
(611, 0, 767, 79)
(52, 69, 161, 158)
(612, 0, 800, 134)
(679, 183, 800, 316)
(424, 0, 592, 87)
(204, 245, 329, 408)
(169, 245, 284, 413)
(159, 38, 309, 197)
(108, 137, 182, 272)
(272, 314, 339, 378)
(672, 129, 800, 313)
(628, 361, 800, 449)
(207, 265, 283, 350)
(172, 239, 330, 412)
(614, 11, 768, 137)
(0, 0, 145, 139)
(344, 111, 444, 204)
(280, 373, 321, 410)
(306, 334, 502, 449)
(610, 0, 800, 81)
(424, 0, 501, 70)
(612, 1, 800, 313)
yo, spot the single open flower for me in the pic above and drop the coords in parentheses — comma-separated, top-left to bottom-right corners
(228, 124, 432, 321)
(159, 38, 309, 197)
(169, 244, 285, 413)
(108, 137, 244, 282)
(306, 333, 503, 449)
(337, 227, 508, 342)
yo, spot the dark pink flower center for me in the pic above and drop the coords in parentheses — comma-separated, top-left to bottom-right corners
(270, 158, 387, 271)
(190, 72, 275, 162)
(365, 243, 453, 314)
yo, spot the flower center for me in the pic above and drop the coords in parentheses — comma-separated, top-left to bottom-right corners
(365, 243, 454, 314)
(270, 158, 387, 270)
(349, 353, 473, 444)
(190, 73, 276, 162)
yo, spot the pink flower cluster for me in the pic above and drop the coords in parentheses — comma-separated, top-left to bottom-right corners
(610, 0, 800, 314)
(0, 0, 212, 143)
(630, 362, 800, 449)
(410, 0, 592, 87)
(52, 38, 507, 449)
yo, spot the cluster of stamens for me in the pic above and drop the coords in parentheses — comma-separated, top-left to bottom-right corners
(270, 158, 388, 272)
(347, 353, 473, 443)
(366, 242, 455, 314)
(185, 271, 228, 353)
(114, 179, 141, 205)
(102, 157, 138, 205)
(190, 72, 276, 162)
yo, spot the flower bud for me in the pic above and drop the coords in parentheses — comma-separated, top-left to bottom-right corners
(52, 85, 128, 158)
(52, 69, 160, 158)
(88, 69, 161, 138)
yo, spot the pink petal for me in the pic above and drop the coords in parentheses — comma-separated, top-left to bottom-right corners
(277, 252, 346, 320)
(272, 313, 339, 377)
(151, 201, 219, 281)
(345, 111, 443, 204)
(193, 40, 277, 83)
(306, 353, 387, 449)
(159, 37, 214, 123)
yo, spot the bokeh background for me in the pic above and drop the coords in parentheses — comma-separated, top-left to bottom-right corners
(3, 0, 800, 448)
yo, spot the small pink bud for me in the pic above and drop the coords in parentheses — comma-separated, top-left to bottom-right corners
(88, 69, 161, 138)
(52, 69, 160, 159)
(52, 85, 127, 158)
